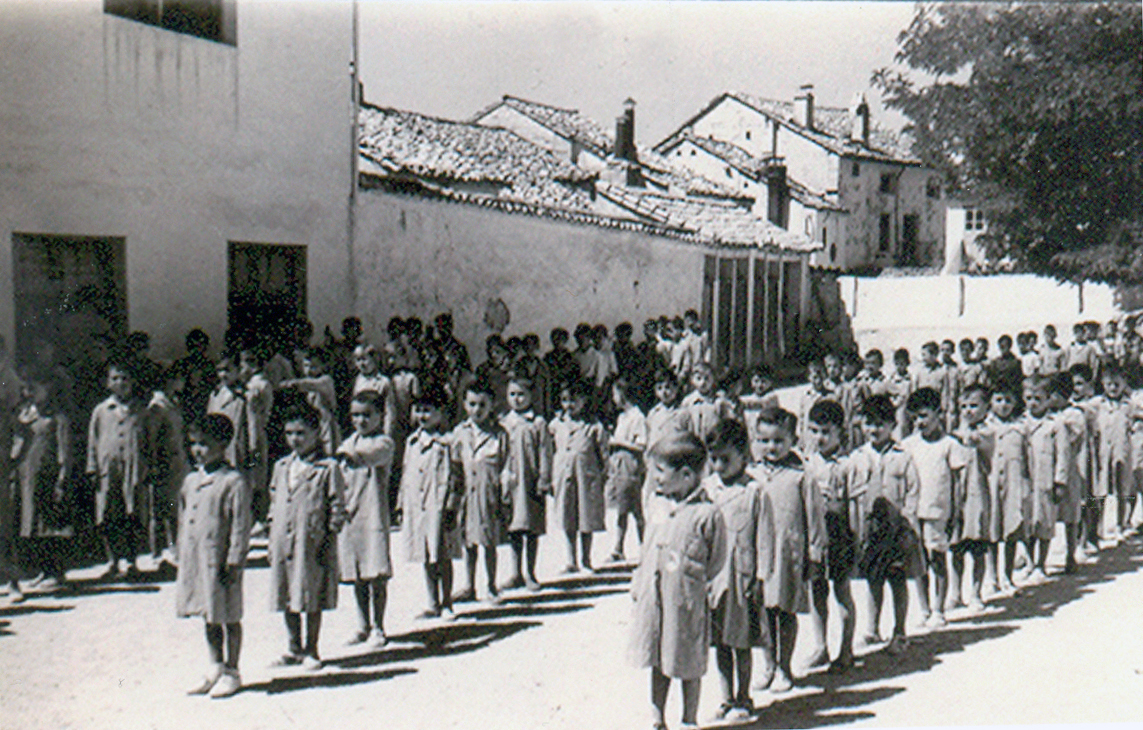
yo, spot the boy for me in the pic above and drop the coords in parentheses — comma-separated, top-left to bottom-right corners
(279, 349, 341, 455)
(849, 394, 921, 654)
(1070, 364, 1101, 553)
(740, 364, 779, 450)
(629, 431, 726, 730)
(958, 338, 986, 392)
(176, 414, 251, 699)
(988, 335, 1023, 395)
(500, 373, 551, 590)
(887, 349, 914, 439)
(798, 360, 835, 453)
(951, 384, 994, 611)
(1095, 363, 1133, 540)
(543, 328, 577, 416)
(645, 369, 695, 455)
(239, 347, 273, 531)
(682, 362, 739, 441)
(902, 388, 969, 627)
(939, 340, 961, 431)
(804, 400, 857, 672)
(206, 353, 248, 484)
(1040, 325, 1067, 376)
(1047, 373, 1085, 573)
(1023, 377, 1064, 584)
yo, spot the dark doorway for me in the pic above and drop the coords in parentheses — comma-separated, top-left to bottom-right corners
(227, 242, 306, 348)
(900, 214, 919, 267)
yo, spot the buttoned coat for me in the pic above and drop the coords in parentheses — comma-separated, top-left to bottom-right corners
(629, 489, 726, 679)
(988, 416, 1031, 540)
(401, 428, 461, 563)
(952, 423, 994, 542)
(451, 419, 510, 547)
(500, 410, 551, 534)
(175, 465, 251, 623)
(267, 453, 345, 612)
(1095, 395, 1132, 498)
(1024, 414, 1065, 540)
(549, 415, 607, 534)
(86, 395, 152, 524)
(704, 473, 765, 648)
(750, 453, 825, 613)
(336, 431, 395, 581)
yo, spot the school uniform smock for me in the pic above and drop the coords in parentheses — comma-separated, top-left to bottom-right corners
(267, 452, 346, 612)
(704, 473, 765, 649)
(147, 392, 188, 530)
(629, 488, 726, 679)
(952, 423, 995, 543)
(987, 416, 1031, 540)
(549, 415, 607, 534)
(681, 391, 738, 441)
(86, 395, 152, 525)
(607, 406, 647, 511)
(846, 441, 923, 579)
(244, 373, 273, 493)
(750, 453, 825, 614)
(1095, 395, 1132, 498)
(1055, 405, 1088, 525)
(336, 431, 396, 582)
(1038, 344, 1067, 376)
(957, 361, 987, 392)
(353, 373, 399, 440)
(912, 363, 953, 422)
(401, 428, 461, 563)
(500, 410, 551, 535)
(206, 385, 248, 475)
(901, 433, 971, 551)
(13, 405, 72, 538)
(1024, 415, 1065, 541)
(804, 450, 855, 580)
(176, 464, 251, 623)
(452, 420, 510, 547)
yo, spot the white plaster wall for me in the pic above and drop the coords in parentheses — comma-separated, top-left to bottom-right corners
(0, 0, 355, 359)
(686, 97, 776, 160)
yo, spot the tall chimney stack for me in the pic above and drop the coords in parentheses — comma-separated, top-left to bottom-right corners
(615, 97, 638, 161)
(850, 92, 870, 147)
(794, 84, 814, 130)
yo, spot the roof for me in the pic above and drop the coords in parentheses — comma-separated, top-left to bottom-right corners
(471, 95, 614, 158)
(359, 103, 595, 210)
(654, 91, 921, 166)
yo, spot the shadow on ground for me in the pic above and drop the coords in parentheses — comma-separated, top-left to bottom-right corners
(242, 666, 417, 694)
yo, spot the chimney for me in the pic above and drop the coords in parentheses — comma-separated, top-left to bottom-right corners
(850, 92, 870, 147)
(765, 162, 789, 228)
(615, 97, 638, 162)
(794, 84, 814, 130)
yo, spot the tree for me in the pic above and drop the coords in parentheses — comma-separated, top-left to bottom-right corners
(874, 2, 1143, 282)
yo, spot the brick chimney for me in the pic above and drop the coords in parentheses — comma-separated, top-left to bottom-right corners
(614, 97, 638, 162)
(794, 84, 814, 130)
(765, 161, 789, 228)
(850, 92, 870, 147)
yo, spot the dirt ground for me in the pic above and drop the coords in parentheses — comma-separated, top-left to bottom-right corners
(3, 522, 1143, 730)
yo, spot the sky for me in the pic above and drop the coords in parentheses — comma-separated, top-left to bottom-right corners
(357, 1, 920, 147)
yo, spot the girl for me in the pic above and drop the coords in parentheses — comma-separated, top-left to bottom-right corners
(176, 414, 251, 699)
(550, 378, 608, 573)
(402, 385, 461, 619)
(12, 373, 72, 591)
(267, 404, 346, 670)
(500, 373, 551, 590)
(989, 380, 1029, 594)
(451, 379, 510, 603)
(629, 431, 726, 730)
(606, 376, 646, 563)
(280, 348, 342, 455)
(336, 390, 396, 647)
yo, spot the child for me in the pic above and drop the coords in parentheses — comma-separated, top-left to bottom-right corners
(550, 378, 608, 573)
(206, 353, 248, 483)
(849, 394, 922, 654)
(704, 419, 764, 719)
(951, 384, 994, 611)
(351, 344, 398, 437)
(751, 406, 824, 692)
(543, 328, 578, 418)
(1040, 325, 1067, 376)
(739, 364, 778, 453)
(803, 399, 857, 673)
(1022, 377, 1062, 584)
(989, 380, 1030, 593)
(940, 340, 962, 432)
(606, 376, 646, 564)
(1095, 363, 1133, 539)
(1070, 364, 1101, 554)
(888, 348, 914, 439)
(958, 338, 986, 392)
(989, 335, 1023, 394)
(912, 342, 950, 421)
(87, 359, 152, 579)
(681, 361, 738, 441)
(402, 384, 461, 619)
(147, 367, 188, 568)
(901, 387, 969, 627)
(645, 368, 695, 459)
(267, 404, 346, 670)
(451, 379, 510, 602)
(629, 431, 726, 730)
(176, 414, 251, 698)
(798, 360, 835, 453)
(1048, 373, 1086, 573)
(238, 348, 273, 531)
(516, 334, 550, 418)
(280, 348, 341, 456)
(336, 390, 396, 647)
(500, 373, 551, 590)
(836, 351, 865, 448)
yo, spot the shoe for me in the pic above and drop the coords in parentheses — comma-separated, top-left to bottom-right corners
(582, 562, 595, 573)
(925, 612, 947, 629)
(753, 668, 775, 691)
(187, 664, 223, 695)
(269, 653, 303, 668)
(734, 697, 755, 716)
(345, 629, 371, 646)
(967, 598, 986, 614)
(484, 589, 502, 606)
(608, 552, 625, 563)
(1024, 568, 1048, 586)
(369, 628, 388, 648)
(416, 607, 441, 620)
(440, 607, 456, 621)
(769, 670, 793, 693)
(35, 577, 61, 593)
(524, 576, 542, 592)
(499, 575, 525, 591)
(209, 670, 241, 699)
(679, 722, 701, 730)
(859, 632, 884, 647)
(713, 701, 735, 720)
(828, 656, 854, 674)
(301, 655, 323, 672)
(451, 588, 476, 603)
(886, 635, 909, 655)
(560, 564, 578, 575)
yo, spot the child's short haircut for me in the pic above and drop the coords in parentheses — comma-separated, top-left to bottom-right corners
(808, 399, 845, 429)
(755, 405, 797, 435)
(750, 362, 774, 381)
(560, 377, 594, 400)
(507, 364, 534, 388)
(413, 381, 450, 408)
(1025, 375, 1050, 395)
(1102, 362, 1127, 381)
(862, 394, 896, 424)
(648, 431, 707, 473)
(654, 368, 679, 387)
(1046, 372, 1074, 400)
(522, 333, 540, 350)
(866, 348, 884, 365)
(941, 339, 955, 350)
(907, 387, 942, 413)
(705, 418, 749, 454)
(1069, 363, 1093, 382)
(464, 377, 496, 398)
(893, 348, 910, 363)
(189, 413, 235, 448)
(282, 402, 322, 431)
(692, 361, 713, 377)
(615, 322, 633, 339)
(352, 389, 384, 411)
(1045, 324, 1057, 336)
(998, 334, 1013, 348)
(962, 382, 991, 402)
(922, 341, 938, 354)
(573, 323, 592, 341)
(485, 334, 505, 353)
(959, 338, 974, 350)
(106, 357, 136, 380)
(550, 327, 569, 346)
(806, 359, 825, 373)
(684, 308, 700, 321)
(387, 316, 405, 337)
(992, 378, 1021, 399)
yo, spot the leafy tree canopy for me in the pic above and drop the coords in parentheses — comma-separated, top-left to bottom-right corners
(874, 2, 1143, 282)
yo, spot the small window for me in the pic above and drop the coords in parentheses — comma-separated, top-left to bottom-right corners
(879, 213, 892, 251)
(804, 215, 814, 236)
(879, 173, 895, 194)
(690, 149, 696, 156)
(926, 179, 941, 199)
(745, 130, 752, 141)
(104, 0, 236, 45)
(829, 243, 837, 262)
(725, 167, 734, 179)
(851, 161, 861, 177)
(965, 209, 986, 231)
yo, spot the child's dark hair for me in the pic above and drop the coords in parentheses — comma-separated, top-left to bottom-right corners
(962, 382, 991, 402)
(893, 348, 909, 364)
(550, 327, 569, 346)
(412, 380, 450, 409)
(906, 387, 942, 413)
(653, 368, 679, 388)
(1102, 361, 1127, 381)
(507, 363, 535, 388)
(352, 389, 384, 412)
(861, 394, 896, 425)
(190, 413, 235, 447)
(755, 405, 797, 435)
(648, 431, 707, 474)
(922, 341, 938, 354)
(1046, 372, 1074, 400)
(611, 376, 638, 403)
(1069, 363, 1093, 383)
(615, 322, 633, 340)
(282, 402, 322, 431)
(750, 362, 773, 381)
(998, 334, 1013, 348)
(560, 377, 594, 401)
(958, 338, 974, 351)
(808, 399, 845, 429)
(304, 347, 329, 365)
(705, 418, 749, 454)
(464, 377, 496, 399)
(865, 348, 884, 365)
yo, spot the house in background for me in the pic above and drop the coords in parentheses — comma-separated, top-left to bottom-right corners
(0, 0, 357, 361)
(355, 103, 818, 372)
(655, 87, 947, 272)
(943, 200, 991, 274)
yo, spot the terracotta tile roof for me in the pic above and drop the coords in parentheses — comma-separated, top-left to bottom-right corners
(358, 103, 595, 209)
(472, 95, 614, 157)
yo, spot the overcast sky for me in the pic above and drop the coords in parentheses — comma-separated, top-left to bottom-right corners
(357, 1, 919, 146)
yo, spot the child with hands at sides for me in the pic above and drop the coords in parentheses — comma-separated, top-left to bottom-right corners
(176, 414, 251, 699)
(629, 431, 727, 730)
(951, 384, 996, 611)
(500, 372, 552, 590)
(606, 376, 648, 564)
(550, 377, 608, 574)
(1022, 377, 1065, 585)
(988, 380, 1030, 595)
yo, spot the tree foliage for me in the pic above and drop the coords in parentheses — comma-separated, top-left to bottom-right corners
(874, 2, 1143, 282)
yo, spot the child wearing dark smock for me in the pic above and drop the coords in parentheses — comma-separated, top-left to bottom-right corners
(550, 377, 608, 573)
(704, 420, 764, 720)
(629, 431, 726, 730)
(607, 377, 647, 563)
(176, 415, 251, 699)
(750, 406, 824, 693)
(267, 404, 346, 671)
(500, 372, 551, 590)
(337, 390, 396, 647)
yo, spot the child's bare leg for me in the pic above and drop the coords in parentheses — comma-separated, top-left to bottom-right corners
(224, 623, 242, 670)
(525, 534, 540, 586)
(808, 577, 830, 666)
(650, 668, 670, 727)
(563, 530, 578, 570)
(1064, 524, 1078, 572)
(733, 647, 752, 705)
(580, 532, 594, 571)
(1003, 539, 1019, 588)
(633, 497, 646, 543)
(932, 551, 948, 618)
(353, 581, 372, 633)
(680, 677, 702, 725)
(889, 576, 909, 638)
(507, 533, 525, 584)
(460, 546, 478, 598)
(774, 609, 797, 687)
(867, 579, 885, 641)
(1036, 538, 1050, 573)
(914, 572, 932, 620)
(205, 622, 225, 665)
(985, 543, 1000, 591)
(949, 547, 965, 608)
(303, 611, 322, 659)
(482, 546, 498, 598)
(833, 578, 855, 666)
(422, 563, 440, 613)
(715, 645, 735, 705)
(371, 578, 388, 636)
(970, 546, 986, 603)
(612, 510, 629, 559)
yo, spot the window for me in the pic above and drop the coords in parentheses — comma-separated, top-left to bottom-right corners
(926, 179, 941, 199)
(725, 167, 734, 179)
(965, 208, 986, 231)
(879, 172, 896, 194)
(104, 0, 236, 45)
(830, 244, 837, 263)
(804, 215, 814, 236)
(851, 161, 861, 177)
(745, 130, 752, 141)
(879, 213, 892, 252)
